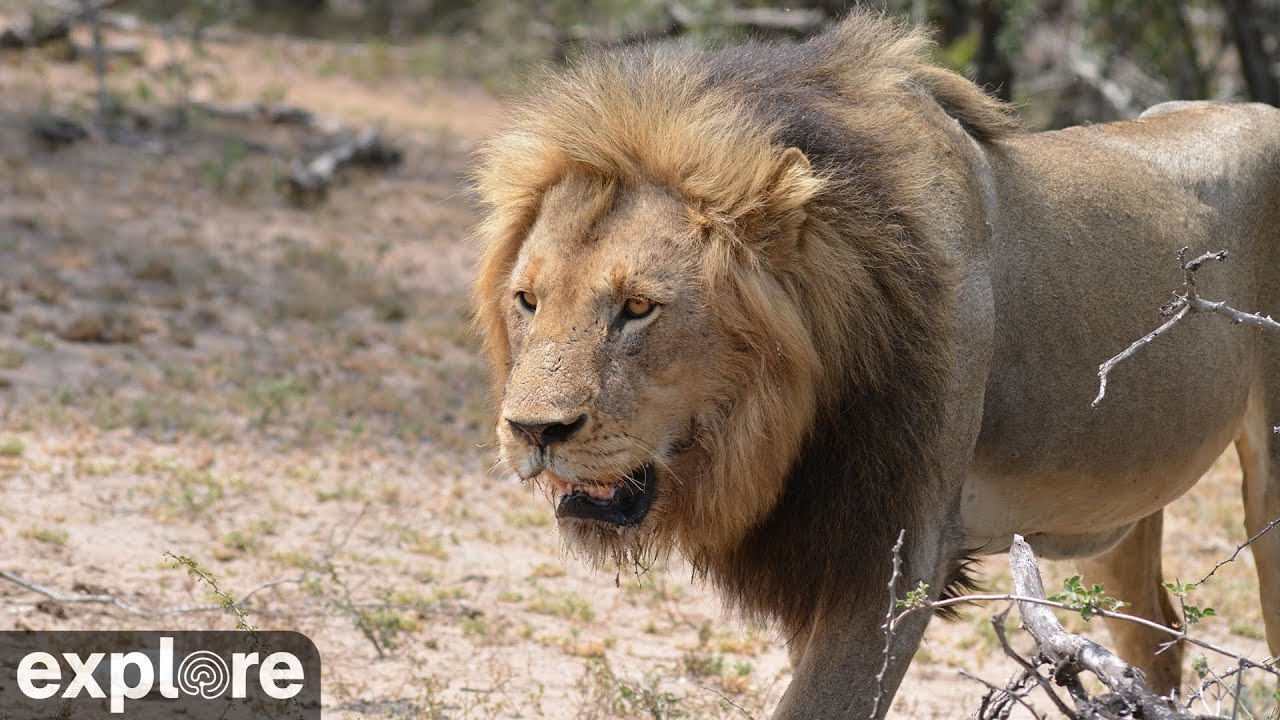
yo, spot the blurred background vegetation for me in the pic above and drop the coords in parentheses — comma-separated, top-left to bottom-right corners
(77, 0, 1280, 129)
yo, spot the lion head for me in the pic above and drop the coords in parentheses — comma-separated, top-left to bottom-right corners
(472, 15, 1016, 623)
(472, 99, 826, 564)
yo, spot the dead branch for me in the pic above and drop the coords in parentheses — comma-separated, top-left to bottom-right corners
(285, 127, 402, 206)
(0, 0, 125, 49)
(988, 604, 1077, 718)
(0, 569, 146, 615)
(961, 665, 1048, 720)
(0, 567, 308, 618)
(1093, 248, 1280, 408)
(906, 526, 1280, 717)
(191, 101, 401, 205)
(1196, 515, 1280, 586)
(556, 2, 826, 55)
(870, 529, 907, 720)
(1008, 535, 1221, 720)
(191, 101, 344, 133)
(1092, 303, 1190, 408)
(668, 3, 826, 35)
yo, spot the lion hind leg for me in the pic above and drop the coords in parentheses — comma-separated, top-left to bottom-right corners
(1236, 391, 1280, 658)
(1075, 510, 1184, 695)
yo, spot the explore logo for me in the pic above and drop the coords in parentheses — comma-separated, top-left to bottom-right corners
(0, 631, 320, 719)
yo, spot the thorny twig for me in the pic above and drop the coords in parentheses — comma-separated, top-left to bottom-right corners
(165, 551, 259, 634)
(1197, 515, 1280, 586)
(1093, 247, 1280, 408)
(869, 529, 907, 720)
(961, 667, 1047, 720)
(696, 683, 757, 719)
(989, 604, 1077, 718)
(1093, 303, 1190, 408)
(1183, 657, 1278, 716)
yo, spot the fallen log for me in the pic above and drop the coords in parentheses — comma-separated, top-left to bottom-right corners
(668, 2, 826, 36)
(191, 101, 343, 133)
(29, 113, 90, 148)
(0, 0, 125, 49)
(68, 40, 144, 66)
(285, 127, 402, 205)
(555, 2, 827, 57)
(192, 100, 400, 204)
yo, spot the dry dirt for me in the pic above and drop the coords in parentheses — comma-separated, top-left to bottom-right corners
(0, 15, 1274, 720)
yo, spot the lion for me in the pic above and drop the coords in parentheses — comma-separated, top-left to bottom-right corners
(470, 12, 1280, 718)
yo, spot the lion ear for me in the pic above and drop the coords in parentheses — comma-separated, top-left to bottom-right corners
(768, 146, 812, 197)
(747, 146, 818, 262)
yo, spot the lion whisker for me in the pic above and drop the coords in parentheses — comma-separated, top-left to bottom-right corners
(618, 434, 685, 489)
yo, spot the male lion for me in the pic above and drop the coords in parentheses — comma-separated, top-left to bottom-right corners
(471, 12, 1280, 718)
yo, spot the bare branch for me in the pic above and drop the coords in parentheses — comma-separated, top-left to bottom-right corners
(191, 101, 345, 133)
(959, 667, 1049, 720)
(669, 3, 826, 34)
(0, 0, 124, 48)
(1093, 303, 1190, 407)
(1093, 248, 1280, 408)
(286, 128, 402, 206)
(895, 592, 1275, 678)
(696, 683, 757, 719)
(1197, 515, 1280, 586)
(1188, 295, 1280, 331)
(0, 569, 146, 615)
(870, 529, 907, 720)
(989, 605, 1077, 718)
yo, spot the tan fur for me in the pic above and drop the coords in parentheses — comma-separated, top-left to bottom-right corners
(472, 12, 1280, 718)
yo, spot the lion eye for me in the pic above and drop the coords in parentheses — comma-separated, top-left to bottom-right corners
(622, 297, 655, 320)
(517, 291, 538, 312)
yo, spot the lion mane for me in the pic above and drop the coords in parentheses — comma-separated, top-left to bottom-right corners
(472, 14, 1020, 631)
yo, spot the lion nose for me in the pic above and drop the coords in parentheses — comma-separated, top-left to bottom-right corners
(506, 414, 587, 448)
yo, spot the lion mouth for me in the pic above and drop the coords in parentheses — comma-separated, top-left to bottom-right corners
(552, 465, 656, 526)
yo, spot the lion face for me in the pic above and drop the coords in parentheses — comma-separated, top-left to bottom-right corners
(477, 126, 827, 571)
(495, 175, 730, 564)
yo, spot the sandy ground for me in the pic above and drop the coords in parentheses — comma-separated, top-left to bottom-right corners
(0, 13, 1274, 719)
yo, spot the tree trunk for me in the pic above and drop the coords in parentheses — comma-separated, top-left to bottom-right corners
(1170, 3, 1208, 99)
(976, 0, 1014, 101)
(1223, 0, 1280, 105)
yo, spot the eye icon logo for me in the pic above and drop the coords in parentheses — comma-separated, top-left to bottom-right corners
(177, 650, 230, 699)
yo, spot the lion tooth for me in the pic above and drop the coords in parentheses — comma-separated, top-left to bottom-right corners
(544, 472, 571, 495)
(584, 485, 615, 501)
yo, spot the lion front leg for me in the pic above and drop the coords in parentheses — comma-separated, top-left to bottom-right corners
(778, 609, 931, 719)
(775, 538, 955, 720)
